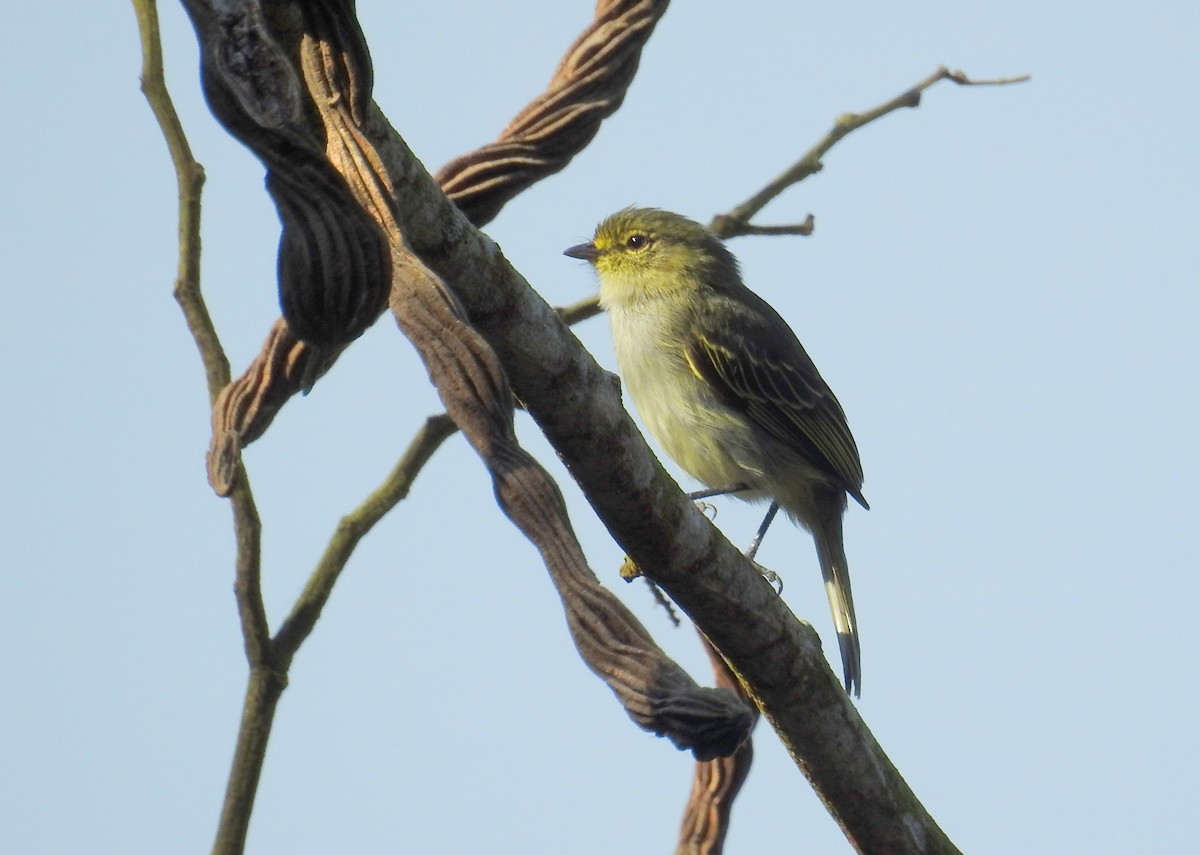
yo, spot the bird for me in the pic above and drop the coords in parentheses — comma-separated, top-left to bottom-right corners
(565, 207, 868, 696)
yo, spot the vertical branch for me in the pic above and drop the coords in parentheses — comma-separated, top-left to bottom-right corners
(131, 0, 228, 400)
(131, 4, 274, 853)
(212, 666, 286, 855)
(131, 0, 272, 661)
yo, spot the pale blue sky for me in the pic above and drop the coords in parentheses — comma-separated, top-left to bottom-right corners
(2, 2, 1197, 852)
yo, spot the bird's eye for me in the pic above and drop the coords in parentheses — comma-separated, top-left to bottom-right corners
(626, 233, 650, 251)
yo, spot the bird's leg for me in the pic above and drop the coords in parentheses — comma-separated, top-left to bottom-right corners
(685, 485, 783, 591)
(745, 502, 780, 561)
(685, 482, 751, 501)
(746, 502, 783, 593)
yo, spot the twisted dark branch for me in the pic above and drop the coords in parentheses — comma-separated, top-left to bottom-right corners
(388, 259, 750, 758)
(675, 635, 758, 855)
(436, 0, 667, 224)
(365, 94, 963, 854)
(205, 0, 669, 495)
(282, 9, 749, 755)
(182, 0, 390, 348)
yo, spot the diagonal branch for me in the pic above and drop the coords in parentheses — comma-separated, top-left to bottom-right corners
(712, 65, 1031, 237)
(557, 65, 1030, 328)
(273, 414, 457, 664)
(204, 0, 672, 497)
(365, 93, 970, 854)
(164, 3, 753, 852)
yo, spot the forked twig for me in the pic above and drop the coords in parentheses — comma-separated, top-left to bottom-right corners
(712, 65, 1030, 238)
(132, 6, 274, 853)
(563, 65, 1031, 325)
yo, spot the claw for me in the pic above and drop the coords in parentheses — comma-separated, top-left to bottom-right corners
(751, 561, 784, 595)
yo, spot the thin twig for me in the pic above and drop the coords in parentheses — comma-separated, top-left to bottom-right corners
(731, 216, 815, 237)
(131, 5, 277, 854)
(228, 487, 271, 663)
(644, 577, 682, 627)
(711, 65, 1030, 237)
(133, 0, 269, 655)
(556, 295, 605, 326)
(559, 66, 1028, 323)
(274, 414, 458, 663)
(132, 0, 229, 399)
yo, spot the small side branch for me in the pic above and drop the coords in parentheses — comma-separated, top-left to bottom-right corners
(273, 414, 458, 664)
(711, 66, 1030, 238)
(560, 66, 1029, 326)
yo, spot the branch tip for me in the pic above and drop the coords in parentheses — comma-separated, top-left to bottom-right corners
(946, 68, 1032, 86)
(717, 64, 1028, 235)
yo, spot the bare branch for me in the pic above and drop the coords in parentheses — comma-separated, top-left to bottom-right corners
(133, 0, 272, 662)
(675, 634, 758, 855)
(132, 0, 228, 399)
(274, 414, 458, 663)
(203, 0, 672, 486)
(367, 91, 967, 855)
(725, 216, 815, 237)
(556, 294, 606, 326)
(712, 65, 1030, 237)
(565, 65, 1029, 324)
(131, 6, 276, 855)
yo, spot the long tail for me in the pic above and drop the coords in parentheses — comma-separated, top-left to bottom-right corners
(813, 516, 861, 698)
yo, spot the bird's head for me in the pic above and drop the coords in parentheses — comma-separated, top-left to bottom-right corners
(564, 208, 739, 307)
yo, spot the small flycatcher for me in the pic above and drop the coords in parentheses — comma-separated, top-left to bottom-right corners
(566, 207, 868, 696)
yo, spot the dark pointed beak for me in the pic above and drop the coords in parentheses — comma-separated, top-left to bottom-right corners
(563, 241, 600, 262)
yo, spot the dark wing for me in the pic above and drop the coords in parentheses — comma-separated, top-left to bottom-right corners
(685, 294, 867, 508)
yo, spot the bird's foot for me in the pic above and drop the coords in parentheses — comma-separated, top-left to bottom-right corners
(750, 560, 784, 595)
